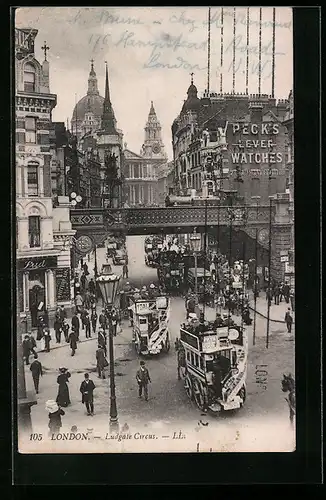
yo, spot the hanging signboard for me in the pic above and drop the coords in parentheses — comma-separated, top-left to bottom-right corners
(280, 256, 289, 263)
(56, 268, 71, 302)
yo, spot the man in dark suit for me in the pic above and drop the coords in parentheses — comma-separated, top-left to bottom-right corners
(98, 329, 107, 357)
(59, 305, 67, 323)
(99, 310, 107, 334)
(80, 373, 96, 416)
(30, 354, 43, 393)
(136, 361, 151, 401)
(22, 335, 32, 365)
(84, 311, 91, 338)
(96, 345, 107, 379)
(71, 313, 80, 341)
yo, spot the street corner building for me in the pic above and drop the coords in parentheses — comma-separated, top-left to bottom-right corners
(16, 27, 76, 334)
(169, 75, 295, 283)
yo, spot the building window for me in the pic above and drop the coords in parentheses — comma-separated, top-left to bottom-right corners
(252, 178, 260, 197)
(27, 163, 39, 196)
(28, 215, 41, 248)
(24, 63, 36, 92)
(25, 116, 36, 143)
(134, 165, 140, 179)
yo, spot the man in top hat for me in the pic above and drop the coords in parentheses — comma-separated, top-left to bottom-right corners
(136, 361, 151, 401)
(80, 373, 96, 416)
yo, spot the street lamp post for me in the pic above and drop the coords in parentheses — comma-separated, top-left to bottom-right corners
(96, 273, 121, 433)
(189, 228, 202, 298)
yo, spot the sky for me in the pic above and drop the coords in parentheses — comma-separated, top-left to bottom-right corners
(15, 7, 293, 160)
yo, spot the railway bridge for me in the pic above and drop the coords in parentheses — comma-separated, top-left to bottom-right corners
(70, 194, 292, 280)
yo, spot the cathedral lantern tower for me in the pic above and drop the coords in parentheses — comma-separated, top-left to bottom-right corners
(71, 60, 104, 142)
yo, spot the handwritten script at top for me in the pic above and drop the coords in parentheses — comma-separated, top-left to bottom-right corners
(70, 8, 292, 33)
(80, 8, 291, 74)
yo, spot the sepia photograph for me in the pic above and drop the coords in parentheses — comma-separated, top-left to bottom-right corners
(15, 6, 295, 454)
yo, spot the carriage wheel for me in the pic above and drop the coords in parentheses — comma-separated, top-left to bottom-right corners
(238, 385, 246, 407)
(184, 375, 193, 400)
(193, 379, 208, 411)
(165, 338, 170, 353)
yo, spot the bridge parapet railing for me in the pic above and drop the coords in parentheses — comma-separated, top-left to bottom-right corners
(71, 205, 275, 230)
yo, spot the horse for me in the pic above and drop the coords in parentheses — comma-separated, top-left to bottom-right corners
(281, 373, 296, 424)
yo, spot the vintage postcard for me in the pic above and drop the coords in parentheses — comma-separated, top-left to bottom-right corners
(15, 6, 295, 454)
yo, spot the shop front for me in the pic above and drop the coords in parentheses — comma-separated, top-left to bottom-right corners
(17, 256, 58, 331)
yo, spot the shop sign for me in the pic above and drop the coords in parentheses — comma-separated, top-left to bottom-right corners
(18, 256, 57, 271)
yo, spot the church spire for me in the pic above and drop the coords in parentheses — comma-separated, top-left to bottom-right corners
(101, 61, 117, 133)
(149, 100, 156, 116)
(87, 59, 99, 95)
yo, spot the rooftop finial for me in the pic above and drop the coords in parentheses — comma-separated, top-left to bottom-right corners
(190, 72, 194, 85)
(149, 100, 156, 116)
(90, 58, 94, 71)
(41, 41, 50, 61)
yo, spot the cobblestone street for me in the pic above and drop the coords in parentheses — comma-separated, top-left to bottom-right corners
(22, 236, 295, 453)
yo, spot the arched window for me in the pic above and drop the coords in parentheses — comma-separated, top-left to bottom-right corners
(28, 215, 40, 247)
(27, 162, 39, 196)
(24, 63, 36, 92)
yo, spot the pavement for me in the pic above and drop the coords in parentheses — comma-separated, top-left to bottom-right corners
(20, 236, 295, 453)
(248, 293, 295, 324)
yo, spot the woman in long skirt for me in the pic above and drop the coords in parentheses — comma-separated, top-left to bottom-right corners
(56, 368, 71, 407)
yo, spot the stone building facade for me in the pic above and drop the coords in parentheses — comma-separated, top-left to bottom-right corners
(171, 79, 293, 280)
(78, 62, 124, 209)
(123, 148, 158, 207)
(123, 101, 167, 207)
(157, 160, 175, 205)
(16, 28, 75, 333)
(172, 79, 290, 205)
(282, 90, 294, 286)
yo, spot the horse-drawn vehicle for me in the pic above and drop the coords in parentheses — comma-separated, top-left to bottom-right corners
(129, 295, 171, 356)
(177, 320, 248, 412)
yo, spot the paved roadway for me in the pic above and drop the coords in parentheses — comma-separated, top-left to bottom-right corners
(23, 235, 295, 453)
